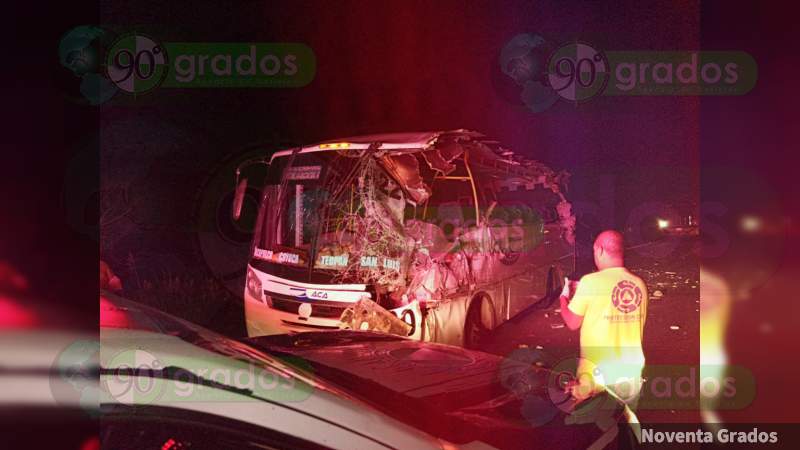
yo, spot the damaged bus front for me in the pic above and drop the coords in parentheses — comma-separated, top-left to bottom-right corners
(238, 130, 575, 347)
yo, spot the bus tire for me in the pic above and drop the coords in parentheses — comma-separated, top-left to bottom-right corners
(464, 294, 493, 349)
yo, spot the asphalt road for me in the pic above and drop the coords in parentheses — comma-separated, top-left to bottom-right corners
(476, 237, 701, 424)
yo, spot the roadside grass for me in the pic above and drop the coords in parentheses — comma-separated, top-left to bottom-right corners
(128, 272, 246, 337)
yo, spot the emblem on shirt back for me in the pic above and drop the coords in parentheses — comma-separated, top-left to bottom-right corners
(611, 280, 642, 313)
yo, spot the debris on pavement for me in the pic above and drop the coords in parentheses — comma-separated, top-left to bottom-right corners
(339, 297, 412, 336)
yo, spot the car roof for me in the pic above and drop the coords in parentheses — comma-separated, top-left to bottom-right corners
(0, 329, 96, 409)
(100, 294, 327, 392)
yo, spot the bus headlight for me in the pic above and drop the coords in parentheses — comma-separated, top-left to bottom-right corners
(246, 267, 263, 300)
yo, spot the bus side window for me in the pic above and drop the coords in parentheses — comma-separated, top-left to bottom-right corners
(422, 187, 469, 242)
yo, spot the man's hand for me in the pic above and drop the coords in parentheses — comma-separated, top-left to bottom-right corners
(560, 280, 571, 300)
(561, 277, 578, 299)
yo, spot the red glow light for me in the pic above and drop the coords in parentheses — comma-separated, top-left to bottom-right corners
(99, 296, 132, 328)
(80, 436, 100, 450)
(0, 296, 39, 329)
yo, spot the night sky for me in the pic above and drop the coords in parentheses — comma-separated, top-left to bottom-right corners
(89, 1, 702, 284)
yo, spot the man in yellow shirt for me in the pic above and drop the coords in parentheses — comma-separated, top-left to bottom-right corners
(559, 230, 648, 409)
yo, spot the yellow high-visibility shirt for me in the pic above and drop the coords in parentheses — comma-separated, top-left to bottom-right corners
(699, 268, 730, 362)
(568, 267, 648, 390)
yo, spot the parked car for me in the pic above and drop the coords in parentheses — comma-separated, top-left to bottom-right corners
(100, 293, 639, 449)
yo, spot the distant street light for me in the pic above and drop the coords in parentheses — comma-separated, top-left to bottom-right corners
(741, 215, 762, 233)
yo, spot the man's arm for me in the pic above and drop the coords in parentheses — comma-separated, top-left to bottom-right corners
(560, 294, 583, 330)
(559, 278, 585, 330)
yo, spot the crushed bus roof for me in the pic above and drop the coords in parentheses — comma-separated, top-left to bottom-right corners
(269, 129, 565, 184)
(271, 129, 478, 159)
(265, 129, 573, 240)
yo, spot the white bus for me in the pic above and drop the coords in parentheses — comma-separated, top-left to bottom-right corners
(235, 130, 575, 347)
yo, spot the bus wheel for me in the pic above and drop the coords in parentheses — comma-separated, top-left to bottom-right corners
(464, 295, 493, 349)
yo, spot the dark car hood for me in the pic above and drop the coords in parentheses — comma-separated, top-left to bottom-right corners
(249, 331, 524, 400)
(250, 331, 633, 448)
